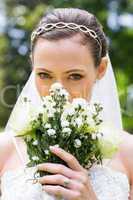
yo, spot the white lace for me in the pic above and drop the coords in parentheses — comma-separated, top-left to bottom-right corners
(0, 167, 56, 200)
(0, 164, 130, 200)
(89, 165, 130, 200)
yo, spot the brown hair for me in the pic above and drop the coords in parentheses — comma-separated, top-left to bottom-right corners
(31, 8, 108, 67)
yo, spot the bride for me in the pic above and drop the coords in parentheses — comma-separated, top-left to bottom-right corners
(0, 7, 133, 200)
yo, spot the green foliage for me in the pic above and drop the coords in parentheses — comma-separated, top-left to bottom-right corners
(0, 0, 133, 132)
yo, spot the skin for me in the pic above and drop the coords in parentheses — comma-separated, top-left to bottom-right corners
(32, 34, 107, 101)
(0, 33, 133, 199)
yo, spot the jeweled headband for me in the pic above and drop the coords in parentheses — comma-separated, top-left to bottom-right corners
(31, 22, 102, 52)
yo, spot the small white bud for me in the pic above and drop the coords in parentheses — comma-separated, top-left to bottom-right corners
(32, 156, 39, 161)
(44, 123, 51, 129)
(92, 134, 97, 140)
(74, 139, 81, 148)
(32, 140, 38, 146)
(61, 120, 69, 127)
(47, 129, 56, 136)
(44, 150, 49, 155)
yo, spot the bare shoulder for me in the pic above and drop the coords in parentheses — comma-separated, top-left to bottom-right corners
(0, 132, 14, 172)
(119, 131, 133, 157)
(118, 131, 133, 181)
(0, 132, 13, 151)
(117, 131, 133, 200)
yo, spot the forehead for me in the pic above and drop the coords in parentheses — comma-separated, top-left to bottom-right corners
(32, 35, 94, 69)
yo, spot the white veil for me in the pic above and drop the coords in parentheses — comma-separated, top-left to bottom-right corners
(90, 54, 123, 130)
(4, 54, 123, 164)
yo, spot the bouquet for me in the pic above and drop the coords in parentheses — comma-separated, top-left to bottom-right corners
(12, 83, 121, 177)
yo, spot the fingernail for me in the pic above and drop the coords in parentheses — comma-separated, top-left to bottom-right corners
(49, 145, 59, 150)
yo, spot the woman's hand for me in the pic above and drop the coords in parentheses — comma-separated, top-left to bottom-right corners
(37, 146, 97, 200)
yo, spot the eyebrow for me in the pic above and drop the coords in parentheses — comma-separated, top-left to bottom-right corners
(36, 67, 85, 73)
(36, 68, 53, 73)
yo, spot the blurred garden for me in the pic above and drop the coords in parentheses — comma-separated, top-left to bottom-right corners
(0, 0, 133, 132)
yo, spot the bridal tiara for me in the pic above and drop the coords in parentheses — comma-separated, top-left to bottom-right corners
(31, 22, 102, 52)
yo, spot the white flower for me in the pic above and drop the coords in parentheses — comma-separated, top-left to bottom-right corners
(61, 120, 69, 128)
(64, 108, 75, 116)
(74, 139, 82, 148)
(97, 133, 103, 139)
(61, 103, 75, 119)
(74, 117, 83, 127)
(62, 127, 72, 134)
(32, 156, 39, 161)
(56, 108, 61, 113)
(11, 95, 52, 136)
(44, 123, 51, 129)
(47, 129, 56, 136)
(92, 134, 97, 140)
(42, 95, 53, 103)
(43, 96, 56, 108)
(28, 100, 44, 122)
(42, 95, 57, 118)
(32, 140, 38, 146)
(44, 150, 49, 155)
(98, 123, 122, 159)
(72, 98, 88, 109)
(50, 82, 63, 91)
(10, 100, 39, 136)
(87, 104, 96, 115)
(60, 89, 69, 98)
(49, 83, 69, 101)
(86, 116, 95, 127)
(47, 109, 56, 117)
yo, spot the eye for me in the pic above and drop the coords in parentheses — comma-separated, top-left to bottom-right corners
(68, 74, 84, 80)
(37, 72, 52, 80)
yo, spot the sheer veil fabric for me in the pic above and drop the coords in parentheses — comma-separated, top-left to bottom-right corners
(90, 54, 123, 130)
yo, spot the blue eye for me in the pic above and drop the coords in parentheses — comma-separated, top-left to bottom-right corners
(37, 72, 52, 79)
(69, 74, 84, 80)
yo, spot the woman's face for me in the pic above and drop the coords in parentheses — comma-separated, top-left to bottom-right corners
(32, 34, 107, 101)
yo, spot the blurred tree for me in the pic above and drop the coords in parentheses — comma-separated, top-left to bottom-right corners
(0, 0, 133, 132)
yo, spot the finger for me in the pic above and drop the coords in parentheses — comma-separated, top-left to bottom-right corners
(49, 146, 83, 171)
(39, 174, 86, 192)
(43, 185, 81, 200)
(37, 163, 81, 179)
